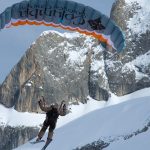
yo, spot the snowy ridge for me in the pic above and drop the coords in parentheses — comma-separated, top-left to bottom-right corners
(125, 0, 150, 35)
(12, 87, 150, 150)
(41, 30, 81, 39)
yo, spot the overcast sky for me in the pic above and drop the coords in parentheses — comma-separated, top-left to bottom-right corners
(0, 0, 115, 83)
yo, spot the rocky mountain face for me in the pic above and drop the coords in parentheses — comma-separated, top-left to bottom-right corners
(0, 126, 39, 150)
(0, 31, 110, 112)
(108, 0, 150, 95)
(111, 0, 150, 58)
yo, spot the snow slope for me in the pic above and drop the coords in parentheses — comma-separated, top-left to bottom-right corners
(13, 88, 150, 150)
(105, 130, 150, 150)
(0, 105, 44, 127)
(0, 97, 106, 128)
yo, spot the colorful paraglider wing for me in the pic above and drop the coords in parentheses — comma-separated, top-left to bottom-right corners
(0, 0, 125, 52)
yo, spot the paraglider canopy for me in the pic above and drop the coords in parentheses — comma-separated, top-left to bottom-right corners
(0, 0, 125, 52)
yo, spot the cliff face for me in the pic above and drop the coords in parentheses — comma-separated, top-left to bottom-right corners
(0, 31, 110, 112)
(0, 48, 43, 112)
(0, 126, 39, 150)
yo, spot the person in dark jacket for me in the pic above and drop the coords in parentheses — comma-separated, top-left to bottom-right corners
(36, 96, 67, 149)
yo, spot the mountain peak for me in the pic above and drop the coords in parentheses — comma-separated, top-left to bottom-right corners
(40, 30, 82, 39)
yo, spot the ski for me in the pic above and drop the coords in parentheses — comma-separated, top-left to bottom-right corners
(41, 139, 52, 150)
(41, 144, 49, 150)
(30, 139, 45, 144)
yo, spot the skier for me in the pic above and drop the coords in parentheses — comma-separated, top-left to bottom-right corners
(35, 96, 67, 150)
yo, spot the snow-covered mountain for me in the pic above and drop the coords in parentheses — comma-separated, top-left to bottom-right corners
(125, 0, 150, 35)
(13, 87, 150, 150)
(111, 0, 150, 57)
(108, 0, 150, 95)
(0, 0, 150, 149)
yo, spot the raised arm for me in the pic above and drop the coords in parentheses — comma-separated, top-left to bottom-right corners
(59, 100, 67, 116)
(38, 97, 52, 112)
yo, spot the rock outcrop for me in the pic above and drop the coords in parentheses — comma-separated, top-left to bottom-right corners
(0, 125, 39, 150)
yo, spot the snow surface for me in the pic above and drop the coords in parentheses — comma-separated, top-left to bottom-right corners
(12, 87, 150, 150)
(125, 0, 150, 35)
(0, 105, 45, 127)
(0, 97, 106, 128)
(66, 48, 87, 67)
(105, 130, 150, 150)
